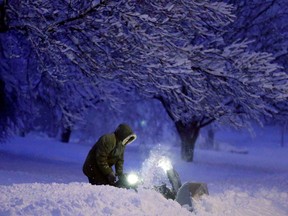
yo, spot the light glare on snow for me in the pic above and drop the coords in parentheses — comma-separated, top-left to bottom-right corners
(158, 157, 173, 172)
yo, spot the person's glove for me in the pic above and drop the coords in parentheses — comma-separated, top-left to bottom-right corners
(107, 172, 116, 185)
(118, 173, 125, 183)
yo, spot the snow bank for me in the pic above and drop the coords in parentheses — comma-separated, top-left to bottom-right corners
(0, 134, 288, 216)
(0, 182, 191, 216)
(193, 187, 288, 216)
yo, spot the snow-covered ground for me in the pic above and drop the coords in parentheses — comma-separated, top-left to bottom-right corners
(0, 130, 287, 216)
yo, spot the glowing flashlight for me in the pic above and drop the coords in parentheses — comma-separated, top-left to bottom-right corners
(158, 157, 173, 172)
(127, 173, 139, 185)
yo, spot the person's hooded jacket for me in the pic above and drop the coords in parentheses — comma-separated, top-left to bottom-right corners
(82, 124, 137, 181)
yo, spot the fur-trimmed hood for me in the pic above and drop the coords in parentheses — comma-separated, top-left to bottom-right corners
(114, 123, 137, 145)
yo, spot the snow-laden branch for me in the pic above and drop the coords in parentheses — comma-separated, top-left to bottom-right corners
(3, 0, 288, 131)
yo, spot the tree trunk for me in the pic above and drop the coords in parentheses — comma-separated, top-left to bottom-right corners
(206, 126, 215, 150)
(0, 1, 8, 32)
(175, 121, 200, 162)
(61, 126, 71, 143)
(281, 122, 287, 147)
(155, 96, 213, 162)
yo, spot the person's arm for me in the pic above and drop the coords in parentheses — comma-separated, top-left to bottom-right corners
(96, 135, 115, 176)
(115, 151, 124, 176)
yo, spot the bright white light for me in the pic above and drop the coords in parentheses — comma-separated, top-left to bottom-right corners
(127, 173, 139, 185)
(158, 157, 172, 172)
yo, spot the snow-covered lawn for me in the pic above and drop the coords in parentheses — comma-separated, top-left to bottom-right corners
(0, 134, 287, 216)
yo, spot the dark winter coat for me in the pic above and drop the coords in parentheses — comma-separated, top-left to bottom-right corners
(82, 124, 136, 184)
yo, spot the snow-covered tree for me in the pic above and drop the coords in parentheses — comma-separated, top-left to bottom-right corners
(1, 0, 288, 161)
(222, 0, 288, 120)
(105, 1, 288, 160)
(223, 0, 288, 67)
(0, 31, 38, 138)
(1, 0, 130, 141)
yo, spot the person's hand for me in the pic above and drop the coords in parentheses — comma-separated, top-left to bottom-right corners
(118, 173, 125, 183)
(107, 172, 116, 185)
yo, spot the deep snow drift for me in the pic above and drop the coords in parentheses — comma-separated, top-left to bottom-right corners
(0, 129, 287, 216)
